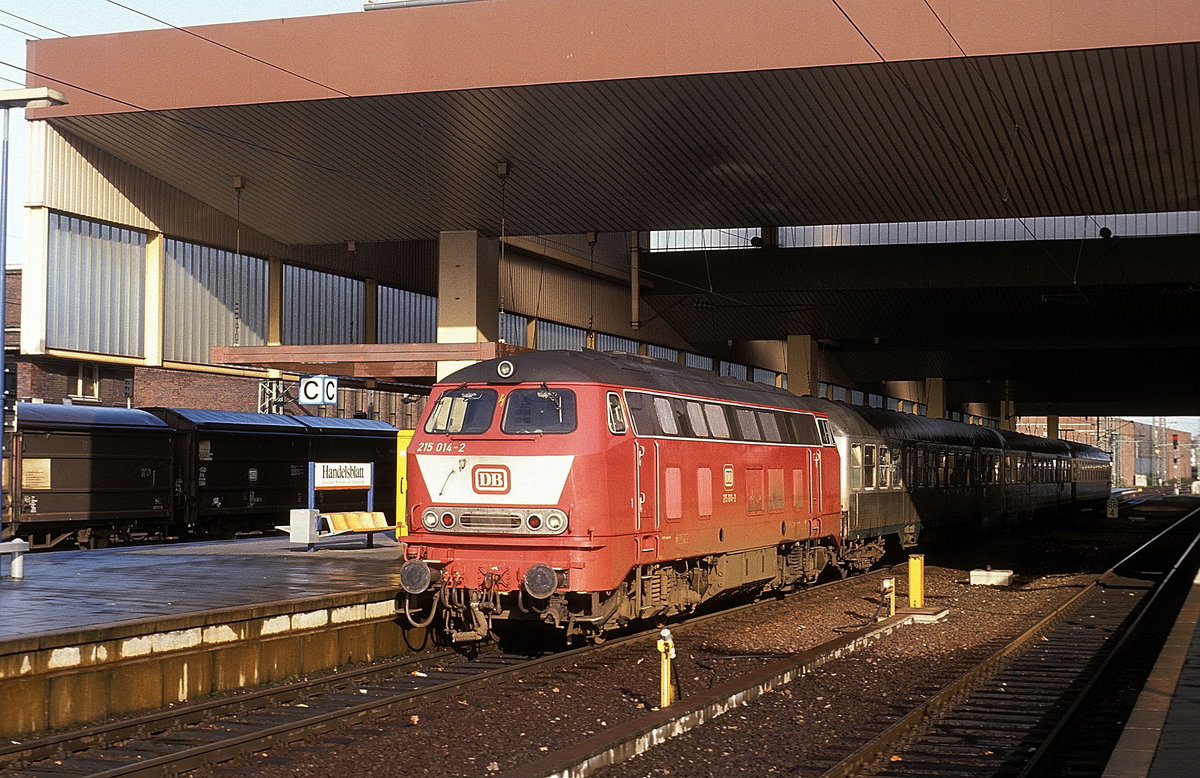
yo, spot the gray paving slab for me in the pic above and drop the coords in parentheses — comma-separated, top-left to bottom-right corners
(1149, 610, 1200, 777)
(0, 536, 403, 639)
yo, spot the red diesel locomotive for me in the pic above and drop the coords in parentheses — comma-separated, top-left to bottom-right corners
(401, 350, 859, 642)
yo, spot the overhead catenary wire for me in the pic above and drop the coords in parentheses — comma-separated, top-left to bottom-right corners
(827, 0, 1097, 304)
(0, 9, 67, 37)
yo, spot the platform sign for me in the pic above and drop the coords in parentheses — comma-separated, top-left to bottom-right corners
(299, 375, 338, 405)
(314, 462, 373, 490)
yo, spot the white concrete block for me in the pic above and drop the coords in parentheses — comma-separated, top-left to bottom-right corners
(970, 569, 1014, 586)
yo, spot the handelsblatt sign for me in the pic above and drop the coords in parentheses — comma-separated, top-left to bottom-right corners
(314, 462, 373, 489)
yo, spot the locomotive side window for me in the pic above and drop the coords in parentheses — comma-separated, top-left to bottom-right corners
(817, 418, 835, 446)
(626, 392, 658, 435)
(502, 388, 577, 434)
(788, 414, 821, 445)
(606, 392, 627, 434)
(734, 408, 761, 441)
(758, 412, 783, 443)
(653, 397, 679, 435)
(686, 402, 710, 437)
(424, 388, 498, 434)
(704, 404, 732, 439)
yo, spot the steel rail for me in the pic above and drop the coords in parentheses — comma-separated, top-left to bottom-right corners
(818, 505, 1200, 778)
(3, 568, 893, 776)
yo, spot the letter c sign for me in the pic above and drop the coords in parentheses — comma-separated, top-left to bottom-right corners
(299, 375, 339, 405)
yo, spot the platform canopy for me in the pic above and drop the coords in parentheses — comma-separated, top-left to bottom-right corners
(22, 0, 1200, 415)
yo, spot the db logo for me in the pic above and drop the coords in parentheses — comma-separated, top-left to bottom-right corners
(472, 465, 511, 494)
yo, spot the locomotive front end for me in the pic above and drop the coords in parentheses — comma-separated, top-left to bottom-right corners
(400, 357, 630, 642)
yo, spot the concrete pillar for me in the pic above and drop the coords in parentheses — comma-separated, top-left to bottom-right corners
(1046, 415, 1060, 440)
(267, 257, 284, 346)
(19, 207, 50, 355)
(999, 400, 1017, 431)
(925, 377, 945, 420)
(143, 233, 164, 366)
(437, 230, 499, 379)
(786, 335, 819, 397)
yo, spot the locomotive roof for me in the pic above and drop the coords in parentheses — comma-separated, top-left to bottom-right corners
(14, 402, 170, 430)
(442, 351, 1111, 460)
(442, 349, 816, 410)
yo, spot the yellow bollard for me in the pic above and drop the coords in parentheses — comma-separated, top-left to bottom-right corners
(908, 553, 925, 609)
(881, 577, 896, 618)
(657, 628, 676, 708)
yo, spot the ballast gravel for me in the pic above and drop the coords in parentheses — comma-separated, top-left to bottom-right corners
(193, 509, 1180, 778)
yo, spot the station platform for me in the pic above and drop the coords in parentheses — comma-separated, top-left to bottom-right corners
(1104, 569, 1200, 776)
(0, 535, 413, 738)
(0, 535, 405, 639)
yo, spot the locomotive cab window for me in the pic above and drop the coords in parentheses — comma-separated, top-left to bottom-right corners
(606, 392, 627, 434)
(503, 387, 577, 434)
(425, 388, 498, 434)
(817, 418, 835, 446)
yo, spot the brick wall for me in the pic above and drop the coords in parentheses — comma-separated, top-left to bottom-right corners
(133, 366, 262, 412)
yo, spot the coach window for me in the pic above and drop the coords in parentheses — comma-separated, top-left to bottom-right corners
(425, 388, 498, 434)
(607, 392, 627, 434)
(850, 444, 863, 490)
(502, 387, 578, 434)
(878, 447, 892, 488)
(862, 444, 876, 489)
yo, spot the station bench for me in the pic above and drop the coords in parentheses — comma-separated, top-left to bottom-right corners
(319, 511, 398, 547)
(277, 510, 398, 549)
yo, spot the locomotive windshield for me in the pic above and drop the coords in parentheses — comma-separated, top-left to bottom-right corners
(424, 388, 498, 434)
(502, 387, 577, 434)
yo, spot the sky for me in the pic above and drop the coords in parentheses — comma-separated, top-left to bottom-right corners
(2, 2, 1197, 438)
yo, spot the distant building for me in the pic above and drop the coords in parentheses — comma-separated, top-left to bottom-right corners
(1016, 416, 1196, 488)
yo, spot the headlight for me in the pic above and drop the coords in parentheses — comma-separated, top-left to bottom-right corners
(421, 510, 438, 529)
(527, 514, 542, 530)
(545, 511, 567, 532)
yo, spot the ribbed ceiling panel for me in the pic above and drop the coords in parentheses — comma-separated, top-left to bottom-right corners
(46, 43, 1195, 247)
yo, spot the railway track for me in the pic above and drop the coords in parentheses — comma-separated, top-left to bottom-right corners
(0, 569, 893, 777)
(819, 506, 1200, 778)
